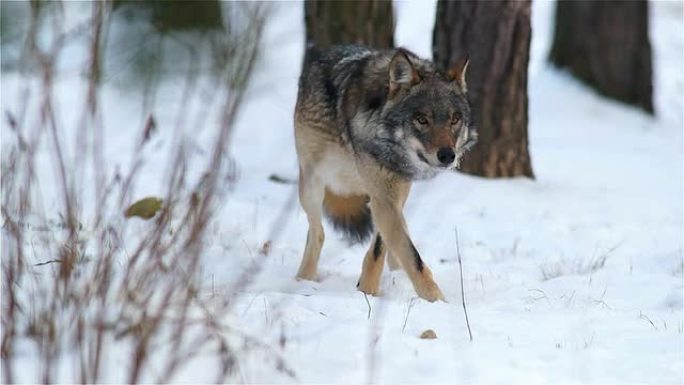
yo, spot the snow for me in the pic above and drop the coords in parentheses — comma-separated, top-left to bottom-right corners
(2, 0, 682, 383)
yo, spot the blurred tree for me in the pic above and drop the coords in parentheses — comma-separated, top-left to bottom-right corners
(433, 0, 534, 178)
(108, 0, 233, 94)
(304, 0, 394, 48)
(549, 1, 653, 114)
(113, 0, 224, 32)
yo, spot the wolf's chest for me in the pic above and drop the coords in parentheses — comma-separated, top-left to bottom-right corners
(317, 151, 366, 196)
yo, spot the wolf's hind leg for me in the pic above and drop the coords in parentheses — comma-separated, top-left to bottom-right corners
(296, 168, 325, 281)
(357, 233, 387, 295)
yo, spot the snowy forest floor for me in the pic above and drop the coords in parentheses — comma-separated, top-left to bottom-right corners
(2, 1, 682, 384)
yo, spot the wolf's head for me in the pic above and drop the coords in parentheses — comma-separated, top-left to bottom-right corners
(374, 49, 477, 179)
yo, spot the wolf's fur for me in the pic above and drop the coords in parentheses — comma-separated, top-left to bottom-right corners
(294, 45, 476, 302)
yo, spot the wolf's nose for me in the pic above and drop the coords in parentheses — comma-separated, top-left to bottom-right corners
(437, 148, 455, 165)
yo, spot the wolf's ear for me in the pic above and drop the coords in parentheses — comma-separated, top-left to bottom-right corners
(389, 51, 418, 96)
(447, 54, 470, 92)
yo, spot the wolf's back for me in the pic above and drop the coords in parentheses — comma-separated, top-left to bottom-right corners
(297, 45, 378, 118)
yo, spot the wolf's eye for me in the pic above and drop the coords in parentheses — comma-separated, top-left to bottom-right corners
(451, 115, 460, 125)
(416, 115, 428, 125)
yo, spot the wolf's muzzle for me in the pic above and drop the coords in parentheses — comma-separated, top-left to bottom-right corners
(437, 147, 456, 166)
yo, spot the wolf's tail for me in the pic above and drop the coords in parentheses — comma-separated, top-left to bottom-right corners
(322, 189, 373, 244)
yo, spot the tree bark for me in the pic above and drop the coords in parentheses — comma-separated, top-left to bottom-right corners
(304, 0, 394, 48)
(433, 0, 534, 178)
(549, 0, 653, 114)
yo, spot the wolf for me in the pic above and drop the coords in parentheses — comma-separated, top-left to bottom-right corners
(293, 45, 476, 302)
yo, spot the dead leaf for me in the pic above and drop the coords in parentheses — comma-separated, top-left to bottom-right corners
(125, 197, 163, 219)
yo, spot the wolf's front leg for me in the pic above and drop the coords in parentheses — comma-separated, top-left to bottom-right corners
(357, 182, 409, 294)
(369, 197, 445, 302)
(385, 188, 411, 272)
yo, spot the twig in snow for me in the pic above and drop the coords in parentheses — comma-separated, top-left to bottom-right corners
(34, 259, 63, 266)
(639, 311, 658, 330)
(268, 174, 297, 184)
(455, 227, 473, 342)
(363, 293, 372, 319)
(401, 297, 416, 333)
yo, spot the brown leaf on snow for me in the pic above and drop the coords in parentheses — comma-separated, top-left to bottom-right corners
(124, 197, 163, 219)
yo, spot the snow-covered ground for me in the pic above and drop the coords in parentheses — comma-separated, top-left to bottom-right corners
(2, 0, 682, 383)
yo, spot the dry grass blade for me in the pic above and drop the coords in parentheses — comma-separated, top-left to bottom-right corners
(401, 297, 416, 333)
(364, 292, 372, 319)
(455, 227, 473, 342)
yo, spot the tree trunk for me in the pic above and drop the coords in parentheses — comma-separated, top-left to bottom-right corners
(549, 1, 653, 114)
(113, 0, 224, 32)
(433, 0, 534, 178)
(304, 0, 394, 48)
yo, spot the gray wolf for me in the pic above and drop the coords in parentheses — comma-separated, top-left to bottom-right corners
(294, 45, 476, 302)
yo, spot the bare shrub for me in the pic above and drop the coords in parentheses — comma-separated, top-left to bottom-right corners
(1, 2, 290, 383)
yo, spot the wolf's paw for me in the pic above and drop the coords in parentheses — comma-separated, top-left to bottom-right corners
(415, 280, 445, 303)
(356, 276, 381, 296)
(295, 270, 319, 282)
